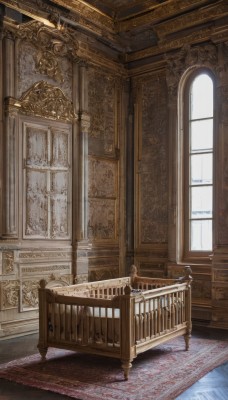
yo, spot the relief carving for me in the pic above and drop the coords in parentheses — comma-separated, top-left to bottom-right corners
(15, 40, 73, 99)
(26, 125, 49, 167)
(22, 280, 39, 309)
(88, 70, 116, 156)
(35, 50, 63, 83)
(1, 281, 19, 310)
(15, 20, 79, 61)
(51, 171, 69, 238)
(2, 251, 14, 274)
(25, 169, 48, 237)
(11, 81, 76, 122)
(23, 122, 71, 239)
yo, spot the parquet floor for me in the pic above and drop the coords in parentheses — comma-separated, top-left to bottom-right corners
(0, 327, 227, 400)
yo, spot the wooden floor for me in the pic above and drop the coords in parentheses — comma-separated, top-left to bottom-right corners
(0, 327, 227, 400)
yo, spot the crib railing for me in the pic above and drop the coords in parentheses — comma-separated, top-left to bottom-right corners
(47, 296, 121, 349)
(133, 283, 189, 344)
(49, 277, 131, 300)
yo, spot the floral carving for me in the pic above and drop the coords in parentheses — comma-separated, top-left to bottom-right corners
(22, 281, 39, 309)
(2, 281, 19, 309)
(34, 50, 63, 83)
(7, 81, 76, 122)
(2, 251, 14, 274)
(15, 20, 79, 61)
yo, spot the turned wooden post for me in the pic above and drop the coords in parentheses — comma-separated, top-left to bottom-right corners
(184, 274, 192, 351)
(120, 285, 134, 380)
(37, 279, 49, 360)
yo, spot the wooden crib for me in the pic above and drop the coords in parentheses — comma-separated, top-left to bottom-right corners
(37, 266, 192, 380)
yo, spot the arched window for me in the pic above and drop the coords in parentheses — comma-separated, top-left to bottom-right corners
(184, 71, 214, 257)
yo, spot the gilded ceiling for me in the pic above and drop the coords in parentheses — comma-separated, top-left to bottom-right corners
(0, 0, 227, 59)
(79, 0, 168, 19)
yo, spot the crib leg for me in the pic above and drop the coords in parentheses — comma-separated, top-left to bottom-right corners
(121, 360, 132, 380)
(37, 344, 48, 361)
(184, 333, 191, 351)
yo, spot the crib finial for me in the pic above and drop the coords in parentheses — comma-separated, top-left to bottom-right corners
(130, 264, 138, 278)
(40, 279, 47, 289)
(177, 266, 193, 284)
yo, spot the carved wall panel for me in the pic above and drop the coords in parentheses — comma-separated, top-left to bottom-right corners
(16, 31, 73, 99)
(0, 280, 19, 310)
(137, 262, 166, 278)
(136, 74, 168, 245)
(89, 266, 119, 281)
(18, 262, 72, 311)
(218, 124, 228, 245)
(88, 158, 118, 242)
(23, 120, 72, 239)
(88, 69, 117, 157)
(88, 158, 117, 198)
(88, 198, 116, 240)
(86, 67, 120, 277)
(2, 251, 14, 274)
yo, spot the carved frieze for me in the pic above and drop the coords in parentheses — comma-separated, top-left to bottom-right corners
(155, 2, 227, 40)
(20, 265, 71, 274)
(19, 252, 71, 260)
(1, 280, 19, 310)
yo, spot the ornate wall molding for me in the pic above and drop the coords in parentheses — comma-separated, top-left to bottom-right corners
(165, 43, 218, 99)
(5, 81, 77, 122)
(4, 20, 80, 62)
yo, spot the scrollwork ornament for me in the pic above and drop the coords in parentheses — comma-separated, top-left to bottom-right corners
(9, 20, 81, 81)
(6, 81, 77, 122)
(35, 50, 64, 83)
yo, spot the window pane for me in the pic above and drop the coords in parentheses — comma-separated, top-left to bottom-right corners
(191, 220, 212, 251)
(190, 74, 213, 119)
(190, 119, 213, 152)
(190, 186, 212, 219)
(191, 154, 212, 185)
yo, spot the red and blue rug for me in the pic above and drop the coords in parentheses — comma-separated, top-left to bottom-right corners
(0, 335, 228, 400)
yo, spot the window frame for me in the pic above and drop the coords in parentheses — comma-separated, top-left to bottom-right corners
(183, 68, 215, 262)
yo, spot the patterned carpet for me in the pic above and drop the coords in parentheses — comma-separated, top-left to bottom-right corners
(0, 336, 228, 400)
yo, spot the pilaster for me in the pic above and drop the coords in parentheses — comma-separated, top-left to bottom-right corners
(2, 31, 18, 238)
